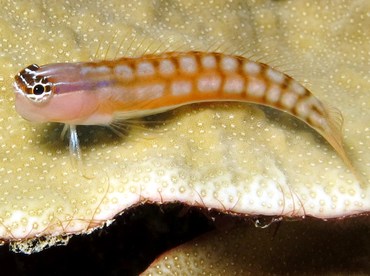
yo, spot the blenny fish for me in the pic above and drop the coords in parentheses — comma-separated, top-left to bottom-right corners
(13, 51, 358, 180)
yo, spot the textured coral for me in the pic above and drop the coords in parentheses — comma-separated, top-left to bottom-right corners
(0, 0, 369, 258)
(144, 217, 370, 275)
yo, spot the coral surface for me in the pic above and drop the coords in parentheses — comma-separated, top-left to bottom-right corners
(0, 0, 368, 267)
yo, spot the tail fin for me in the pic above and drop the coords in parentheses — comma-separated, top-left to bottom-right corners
(319, 106, 365, 187)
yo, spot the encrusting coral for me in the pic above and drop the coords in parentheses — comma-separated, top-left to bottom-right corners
(0, 0, 368, 268)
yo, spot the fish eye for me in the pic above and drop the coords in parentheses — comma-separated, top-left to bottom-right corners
(26, 79, 53, 103)
(33, 84, 45, 95)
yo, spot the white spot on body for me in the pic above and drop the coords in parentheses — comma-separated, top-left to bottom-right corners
(136, 61, 155, 76)
(171, 80, 192, 96)
(95, 66, 111, 73)
(135, 83, 165, 100)
(198, 74, 221, 93)
(308, 111, 325, 128)
(221, 56, 238, 72)
(243, 61, 261, 75)
(280, 92, 298, 109)
(266, 68, 285, 84)
(80, 66, 93, 75)
(246, 77, 266, 97)
(223, 75, 244, 94)
(114, 64, 134, 80)
(179, 56, 197, 74)
(159, 59, 176, 75)
(201, 55, 217, 69)
(289, 80, 306, 95)
(295, 99, 310, 118)
(296, 96, 323, 119)
(266, 85, 281, 103)
(81, 66, 110, 75)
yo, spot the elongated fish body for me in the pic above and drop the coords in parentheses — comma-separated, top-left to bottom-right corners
(13, 51, 357, 179)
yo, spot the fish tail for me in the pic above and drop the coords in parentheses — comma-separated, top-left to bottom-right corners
(320, 106, 365, 186)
